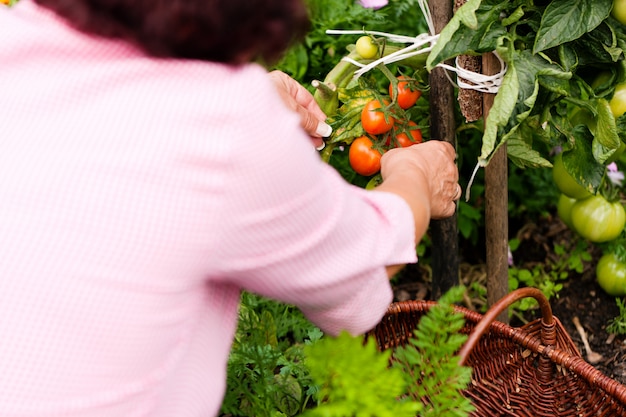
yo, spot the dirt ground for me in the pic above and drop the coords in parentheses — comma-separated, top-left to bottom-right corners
(391, 214, 626, 386)
(551, 271, 626, 384)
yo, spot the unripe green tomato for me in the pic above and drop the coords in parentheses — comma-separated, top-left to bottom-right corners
(557, 194, 577, 230)
(609, 82, 626, 118)
(570, 195, 626, 243)
(596, 253, 626, 297)
(612, 0, 626, 26)
(552, 153, 593, 200)
(355, 36, 378, 59)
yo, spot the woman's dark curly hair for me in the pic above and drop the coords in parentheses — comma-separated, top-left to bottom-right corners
(34, 0, 310, 65)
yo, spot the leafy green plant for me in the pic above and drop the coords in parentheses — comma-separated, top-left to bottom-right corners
(607, 298, 626, 335)
(507, 238, 592, 320)
(276, 0, 429, 87)
(301, 332, 421, 417)
(220, 292, 323, 417)
(427, 0, 626, 181)
(302, 286, 474, 417)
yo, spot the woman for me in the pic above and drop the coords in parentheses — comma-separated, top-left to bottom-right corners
(0, 0, 460, 415)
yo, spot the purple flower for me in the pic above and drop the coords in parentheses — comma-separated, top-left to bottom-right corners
(607, 162, 625, 186)
(358, 0, 388, 9)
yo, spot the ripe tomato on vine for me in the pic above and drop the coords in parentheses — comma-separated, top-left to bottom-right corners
(348, 136, 382, 176)
(389, 75, 421, 110)
(361, 99, 395, 135)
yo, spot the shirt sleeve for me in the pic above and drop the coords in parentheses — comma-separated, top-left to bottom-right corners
(213, 68, 418, 336)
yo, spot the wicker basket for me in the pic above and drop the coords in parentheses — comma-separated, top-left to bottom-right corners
(370, 287, 626, 417)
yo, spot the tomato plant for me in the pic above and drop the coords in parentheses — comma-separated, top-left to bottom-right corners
(596, 252, 626, 296)
(389, 76, 421, 110)
(556, 194, 577, 230)
(348, 136, 382, 176)
(361, 99, 395, 135)
(355, 36, 378, 60)
(570, 195, 626, 243)
(612, 0, 626, 25)
(552, 153, 593, 200)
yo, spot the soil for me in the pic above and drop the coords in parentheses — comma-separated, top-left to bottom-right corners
(391, 213, 626, 386)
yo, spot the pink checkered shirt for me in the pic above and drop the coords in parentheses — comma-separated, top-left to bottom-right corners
(0, 1, 417, 415)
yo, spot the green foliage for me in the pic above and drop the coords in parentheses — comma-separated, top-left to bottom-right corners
(276, 0, 429, 87)
(302, 286, 474, 417)
(427, 0, 626, 172)
(392, 286, 475, 417)
(221, 292, 322, 417)
(302, 332, 421, 417)
(508, 165, 560, 219)
(507, 238, 592, 318)
(607, 298, 626, 335)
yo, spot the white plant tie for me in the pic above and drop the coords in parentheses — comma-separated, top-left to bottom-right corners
(326, 29, 438, 79)
(326, 0, 507, 93)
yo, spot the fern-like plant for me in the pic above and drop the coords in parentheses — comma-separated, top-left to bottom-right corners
(302, 286, 474, 417)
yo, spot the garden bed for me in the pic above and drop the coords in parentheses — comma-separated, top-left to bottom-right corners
(392, 213, 626, 386)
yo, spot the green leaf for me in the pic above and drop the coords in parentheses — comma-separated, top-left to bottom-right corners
(303, 332, 421, 417)
(507, 137, 552, 169)
(426, 0, 508, 71)
(480, 56, 519, 164)
(533, 0, 613, 54)
(570, 22, 624, 66)
(592, 97, 621, 163)
(480, 46, 571, 165)
(561, 131, 606, 194)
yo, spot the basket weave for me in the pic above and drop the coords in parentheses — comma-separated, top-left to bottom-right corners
(370, 287, 626, 417)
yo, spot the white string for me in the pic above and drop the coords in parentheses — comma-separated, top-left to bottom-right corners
(465, 162, 482, 202)
(417, 0, 435, 36)
(332, 31, 438, 79)
(325, 0, 507, 93)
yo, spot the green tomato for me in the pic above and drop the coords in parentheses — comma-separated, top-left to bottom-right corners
(355, 36, 378, 59)
(552, 153, 593, 200)
(571, 195, 626, 243)
(557, 194, 577, 230)
(609, 82, 626, 118)
(596, 253, 626, 297)
(612, 0, 626, 26)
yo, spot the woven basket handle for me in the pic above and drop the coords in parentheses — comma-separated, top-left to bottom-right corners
(457, 287, 554, 366)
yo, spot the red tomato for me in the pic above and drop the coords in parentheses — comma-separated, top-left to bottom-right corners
(392, 121, 423, 148)
(361, 99, 395, 135)
(349, 136, 382, 176)
(389, 76, 421, 110)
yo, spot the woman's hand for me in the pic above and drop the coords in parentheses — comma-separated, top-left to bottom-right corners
(268, 70, 332, 148)
(375, 141, 460, 245)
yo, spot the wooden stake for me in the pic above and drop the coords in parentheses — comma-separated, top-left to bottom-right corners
(428, 0, 459, 300)
(483, 51, 509, 323)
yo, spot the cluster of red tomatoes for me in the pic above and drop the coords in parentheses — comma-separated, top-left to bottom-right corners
(348, 75, 424, 176)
